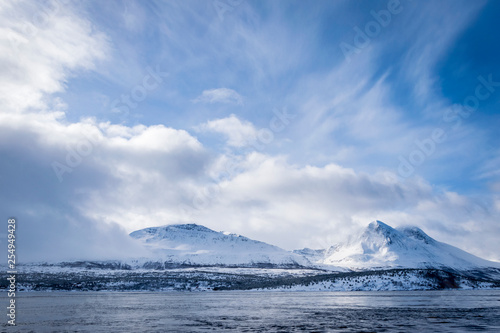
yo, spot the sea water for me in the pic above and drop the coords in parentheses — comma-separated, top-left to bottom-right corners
(3, 290, 500, 332)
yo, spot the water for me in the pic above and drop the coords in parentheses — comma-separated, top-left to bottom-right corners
(3, 290, 500, 332)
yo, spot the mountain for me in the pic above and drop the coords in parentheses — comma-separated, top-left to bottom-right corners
(7, 221, 499, 292)
(131, 221, 500, 272)
(129, 223, 311, 268)
(296, 220, 500, 271)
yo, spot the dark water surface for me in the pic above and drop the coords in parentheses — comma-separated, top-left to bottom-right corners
(3, 290, 500, 332)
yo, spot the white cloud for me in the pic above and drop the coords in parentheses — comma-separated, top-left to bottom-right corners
(0, 0, 109, 112)
(193, 88, 243, 105)
(0, 0, 207, 261)
(0, 109, 210, 261)
(197, 114, 258, 147)
(182, 152, 500, 261)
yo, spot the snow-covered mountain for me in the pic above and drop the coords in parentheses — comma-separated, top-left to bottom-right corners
(130, 223, 310, 267)
(8, 221, 499, 292)
(296, 220, 500, 271)
(128, 221, 500, 273)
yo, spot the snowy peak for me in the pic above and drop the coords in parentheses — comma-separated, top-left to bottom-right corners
(130, 223, 310, 267)
(130, 223, 272, 249)
(358, 221, 438, 252)
(361, 221, 390, 241)
(160, 223, 215, 233)
(306, 221, 500, 271)
(131, 223, 218, 237)
(359, 220, 404, 247)
(345, 220, 418, 257)
(131, 223, 223, 244)
(367, 220, 393, 233)
(129, 221, 499, 272)
(397, 226, 436, 245)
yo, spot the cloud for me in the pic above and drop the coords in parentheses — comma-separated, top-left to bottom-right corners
(0, 0, 208, 261)
(196, 114, 258, 147)
(277, 0, 490, 186)
(0, 110, 210, 261)
(1, 0, 499, 266)
(182, 152, 500, 261)
(193, 88, 243, 105)
(0, 96, 206, 260)
(0, 0, 109, 112)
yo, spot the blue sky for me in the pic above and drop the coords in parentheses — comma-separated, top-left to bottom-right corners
(1, 0, 500, 261)
(61, 0, 500, 191)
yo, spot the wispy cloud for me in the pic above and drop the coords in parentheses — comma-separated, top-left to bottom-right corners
(0, 0, 109, 112)
(193, 88, 243, 105)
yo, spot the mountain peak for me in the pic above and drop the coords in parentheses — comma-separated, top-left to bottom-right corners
(129, 223, 311, 267)
(367, 220, 393, 231)
(370, 220, 388, 226)
(397, 226, 435, 245)
(362, 220, 400, 243)
(130, 223, 216, 238)
(316, 221, 500, 270)
(128, 221, 500, 271)
(167, 223, 215, 232)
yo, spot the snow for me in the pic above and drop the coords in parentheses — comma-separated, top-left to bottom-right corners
(5, 220, 498, 292)
(258, 270, 499, 292)
(128, 221, 500, 272)
(298, 220, 500, 271)
(129, 223, 311, 267)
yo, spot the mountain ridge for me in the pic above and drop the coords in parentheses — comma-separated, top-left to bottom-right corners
(129, 220, 500, 272)
(6, 220, 499, 292)
(129, 223, 313, 268)
(296, 220, 500, 271)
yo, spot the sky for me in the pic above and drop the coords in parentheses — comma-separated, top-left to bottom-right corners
(1, 0, 500, 262)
